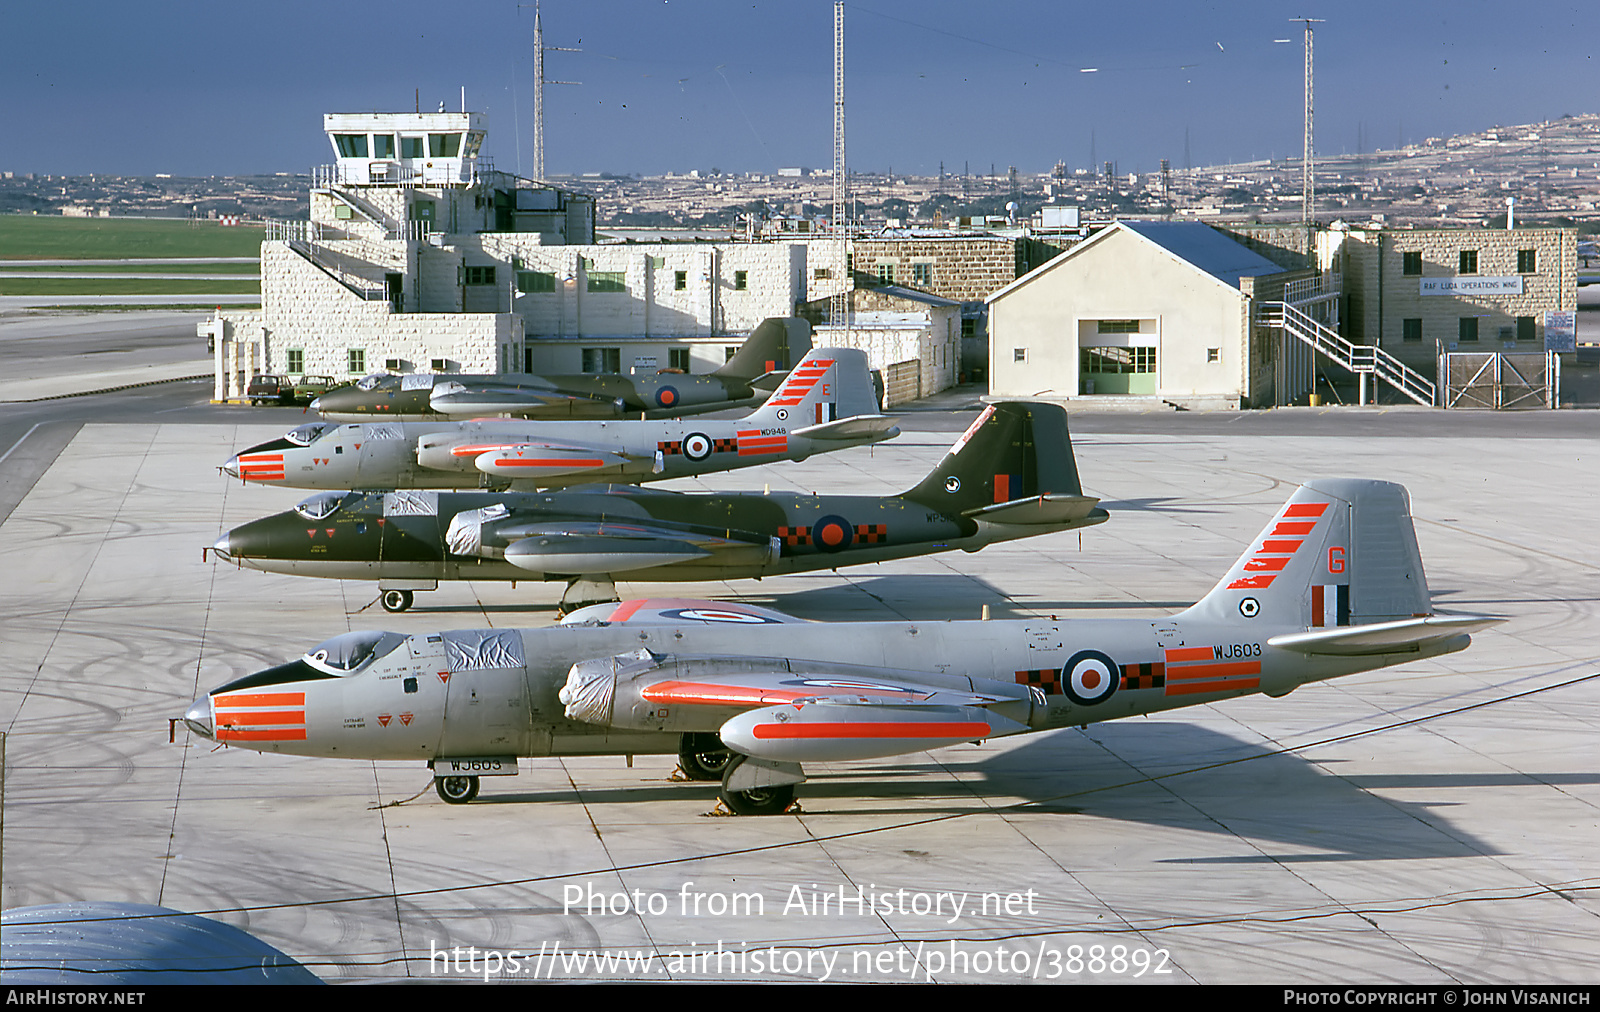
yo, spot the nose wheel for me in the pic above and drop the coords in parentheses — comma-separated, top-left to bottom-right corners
(381, 589, 414, 613)
(435, 775, 479, 804)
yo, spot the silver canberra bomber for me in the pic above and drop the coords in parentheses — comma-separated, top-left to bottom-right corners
(183, 479, 1498, 815)
(222, 348, 896, 492)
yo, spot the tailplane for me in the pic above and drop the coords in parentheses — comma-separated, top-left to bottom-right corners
(713, 318, 813, 382)
(903, 403, 1100, 524)
(1179, 479, 1495, 649)
(744, 347, 883, 428)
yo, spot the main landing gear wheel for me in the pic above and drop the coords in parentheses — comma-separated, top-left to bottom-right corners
(381, 589, 414, 613)
(717, 755, 796, 816)
(678, 732, 734, 782)
(435, 775, 479, 804)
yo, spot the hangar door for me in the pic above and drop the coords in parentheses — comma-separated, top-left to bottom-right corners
(1079, 319, 1157, 395)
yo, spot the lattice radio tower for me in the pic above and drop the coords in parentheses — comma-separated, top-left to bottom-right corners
(830, 1, 849, 330)
(1295, 17, 1323, 227)
(528, 1, 580, 180)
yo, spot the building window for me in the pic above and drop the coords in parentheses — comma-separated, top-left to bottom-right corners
(912, 262, 933, 287)
(1459, 318, 1479, 342)
(1517, 249, 1537, 273)
(674, 270, 687, 291)
(669, 348, 691, 372)
(517, 270, 556, 293)
(876, 263, 895, 284)
(813, 267, 831, 280)
(725, 347, 738, 363)
(287, 349, 304, 374)
(333, 134, 368, 158)
(1517, 316, 1536, 341)
(464, 266, 496, 286)
(961, 318, 976, 339)
(587, 271, 626, 293)
(582, 348, 621, 374)
(1206, 348, 1220, 363)
(1097, 320, 1141, 334)
(1459, 250, 1478, 274)
(428, 133, 461, 158)
(1402, 251, 1422, 276)
(372, 134, 396, 159)
(1013, 348, 1027, 363)
(735, 270, 748, 291)
(347, 349, 366, 374)
(400, 136, 425, 159)
(1081, 347, 1157, 374)
(1402, 318, 1423, 343)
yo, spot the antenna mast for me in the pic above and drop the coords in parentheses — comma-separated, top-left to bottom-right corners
(1296, 17, 1323, 227)
(527, 1, 580, 180)
(830, 1, 848, 331)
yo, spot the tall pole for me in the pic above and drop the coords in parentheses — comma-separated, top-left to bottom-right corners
(534, 3, 545, 180)
(1297, 17, 1323, 227)
(831, 1, 848, 331)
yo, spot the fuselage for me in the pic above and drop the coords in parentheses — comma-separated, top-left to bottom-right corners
(211, 486, 1106, 583)
(222, 416, 897, 492)
(311, 372, 759, 422)
(183, 616, 1468, 764)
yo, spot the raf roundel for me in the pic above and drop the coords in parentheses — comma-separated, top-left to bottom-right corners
(1061, 649, 1119, 707)
(944, 476, 961, 493)
(811, 514, 854, 553)
(681, 432, 713, 461)
(775, 408, 788, 421)
(655, 386, 679, 408)
(1239, 596, 1261, 618)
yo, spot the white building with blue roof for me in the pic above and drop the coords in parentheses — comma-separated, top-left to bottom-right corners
(986, 220, 1325, 409)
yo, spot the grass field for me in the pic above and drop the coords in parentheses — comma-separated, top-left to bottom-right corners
(0, 278, 260, 296)
(0, 262, 260, 274)
(0, 215, 265, 260)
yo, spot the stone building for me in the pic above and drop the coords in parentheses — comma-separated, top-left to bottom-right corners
(1336, 225, 1577, 370)
(208, 111, 806, 400)
(987, 221, 1318, 409)
(803, 285, 962, 407)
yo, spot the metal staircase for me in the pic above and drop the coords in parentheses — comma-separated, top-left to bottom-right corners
(1261, 301, 1436, 406)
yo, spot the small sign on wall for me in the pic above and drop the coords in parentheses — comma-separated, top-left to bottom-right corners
(1544, 310, 1576, 352)
(1420, 276, 1524, 296)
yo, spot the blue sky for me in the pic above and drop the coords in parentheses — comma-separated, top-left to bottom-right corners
(2, 0, 1592, 178)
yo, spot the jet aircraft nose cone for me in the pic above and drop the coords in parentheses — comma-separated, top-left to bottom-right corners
(212, 533, 232, 560)
(182, 697, 214, 740)
(221, 456, 241, 479)
(309, 396, 323, 413)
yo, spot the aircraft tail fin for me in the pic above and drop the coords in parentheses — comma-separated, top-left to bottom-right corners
(902, 402, 1090, 516)
(1179, 479, 1437, 631)
(713, 318, 813, 382)
(744, 348, 882, 427)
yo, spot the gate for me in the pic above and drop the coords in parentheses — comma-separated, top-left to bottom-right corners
(1440, 352, 1558, 409)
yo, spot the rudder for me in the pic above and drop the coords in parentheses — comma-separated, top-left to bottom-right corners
(714, 318, 813, 380)
(903, 402, 1084, 512)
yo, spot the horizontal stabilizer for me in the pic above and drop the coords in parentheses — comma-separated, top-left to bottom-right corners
(1267, 615, 1501, 656)
(791, 415, 900, 441)
(432, 385, 622, 417)
(963, 494, 1105, 526)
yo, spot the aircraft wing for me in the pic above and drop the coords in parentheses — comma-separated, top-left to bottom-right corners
(1267, 615, 1501, 656)
(559, 651, 1035, 761)
(790, 415, 901, 441)
(492, 521, 775, 575)
(430, 383, 623, 417)
(471, 442, 635, 479)
(560, 598, 813, 627)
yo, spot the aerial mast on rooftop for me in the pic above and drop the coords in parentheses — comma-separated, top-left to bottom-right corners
(1294, 17, 1324, 228)
(526, 1, 580, 180)
(831, 0, 849, 331)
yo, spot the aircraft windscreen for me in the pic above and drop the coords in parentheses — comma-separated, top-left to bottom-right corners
(355, 374, 392, 391)
(284, 422, 335, 446)
(302, 630, 408, 675)
(294, 491, 349, 520)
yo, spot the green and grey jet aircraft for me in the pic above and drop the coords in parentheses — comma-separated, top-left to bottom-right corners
(183, 478, 1497, 814)
(310, 317, 810, 421)
(209, 402, 1107, 612)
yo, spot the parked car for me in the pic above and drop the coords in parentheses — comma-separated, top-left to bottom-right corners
(291, 375, 340, 404)
(246, 375, 293, 406)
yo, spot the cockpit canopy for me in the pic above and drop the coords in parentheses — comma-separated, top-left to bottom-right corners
(355, 373, 394, 392)
(294, 491, 349, 520)
(284, 422, 335, 446)
(302, 630, 408, 675)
